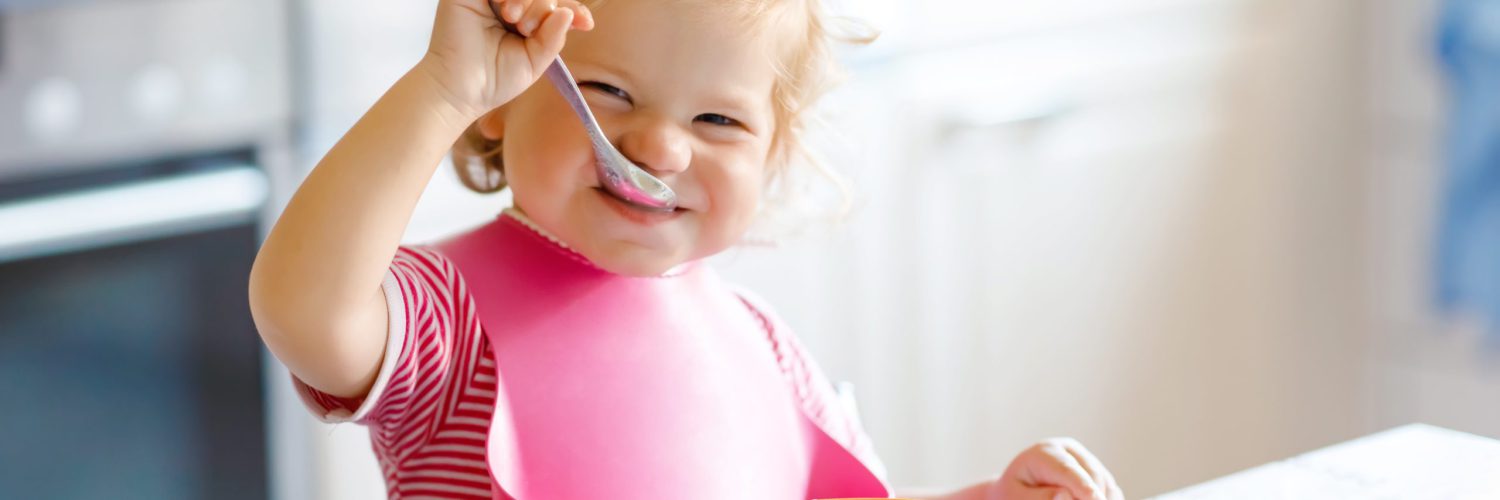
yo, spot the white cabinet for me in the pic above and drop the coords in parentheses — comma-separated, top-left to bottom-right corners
(716, 0, 1375, 494)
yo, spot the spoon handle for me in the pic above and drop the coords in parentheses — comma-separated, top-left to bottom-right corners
(539, 59, 616, 156)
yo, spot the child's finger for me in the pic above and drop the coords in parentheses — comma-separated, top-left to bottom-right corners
(518, 0, 558, 36)
(1061, 441, 1122, 500)
(557, 0, 593, 30)
(524, 6, 573, 67)
(1033, 443, 1106, 500)
(500, 0, 527, 24)
(1002, 486, 1075, 500)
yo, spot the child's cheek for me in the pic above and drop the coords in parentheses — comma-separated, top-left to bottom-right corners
(528, 96, 598, 173)
(716, 159, 766, 232)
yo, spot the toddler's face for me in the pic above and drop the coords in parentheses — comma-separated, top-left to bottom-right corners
(480, 0, 787, 276)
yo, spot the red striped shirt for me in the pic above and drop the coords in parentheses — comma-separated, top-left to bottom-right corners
(291, 243, 885, 499)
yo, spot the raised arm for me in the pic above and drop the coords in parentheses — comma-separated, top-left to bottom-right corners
(248, 0, 591, 399)
(248, 65, 475, 399)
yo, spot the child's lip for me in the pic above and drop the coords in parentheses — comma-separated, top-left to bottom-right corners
(594, 187, 687, 225)
(592, 186, 691, 212)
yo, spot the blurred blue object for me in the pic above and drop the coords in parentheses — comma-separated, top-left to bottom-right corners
(1436, 0, 1500, 340)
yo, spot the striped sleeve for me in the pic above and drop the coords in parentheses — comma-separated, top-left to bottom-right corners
(291, 246, 475, 460)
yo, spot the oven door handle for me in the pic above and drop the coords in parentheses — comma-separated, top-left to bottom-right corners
(0, 165, 268, 264)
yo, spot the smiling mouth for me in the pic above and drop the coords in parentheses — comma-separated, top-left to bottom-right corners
(594, 187, 687, 212)
(594, 187, 687, 225)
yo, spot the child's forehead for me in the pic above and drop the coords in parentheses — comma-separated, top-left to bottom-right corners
(585, 0, 790, 24)
(564, 0, 801, 95)
(573, 0, 801, 63)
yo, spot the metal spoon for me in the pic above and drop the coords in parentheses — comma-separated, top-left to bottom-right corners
(486, 3, 678, 211)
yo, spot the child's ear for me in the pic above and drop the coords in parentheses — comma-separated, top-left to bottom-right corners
(477, 106, 507, 141)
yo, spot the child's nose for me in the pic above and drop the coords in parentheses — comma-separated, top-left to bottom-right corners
(616, 117, 691, 176)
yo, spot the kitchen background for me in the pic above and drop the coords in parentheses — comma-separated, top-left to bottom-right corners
(2, 0, 1497, 498)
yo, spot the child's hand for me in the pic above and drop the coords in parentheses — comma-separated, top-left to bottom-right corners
(988, 438, 1124, 500)
(417, 0, 594, 119)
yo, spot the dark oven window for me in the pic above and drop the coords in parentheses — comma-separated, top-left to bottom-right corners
(0, 224, 267, 499)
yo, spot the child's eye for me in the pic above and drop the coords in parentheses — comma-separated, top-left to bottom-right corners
(580, 81, 632, 104)
(695, 113, 741, 127)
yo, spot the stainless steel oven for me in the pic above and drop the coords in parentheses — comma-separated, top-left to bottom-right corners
(0, 0, 294, 497)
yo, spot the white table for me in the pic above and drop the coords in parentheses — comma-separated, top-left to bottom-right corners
(1153, 424, 1500, 499)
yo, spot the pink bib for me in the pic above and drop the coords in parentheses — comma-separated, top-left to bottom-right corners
(431, 213, 890, 499)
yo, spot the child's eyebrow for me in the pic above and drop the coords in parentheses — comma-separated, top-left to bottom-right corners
(575, 58, 639, 87)
(702, 91, 762, 116)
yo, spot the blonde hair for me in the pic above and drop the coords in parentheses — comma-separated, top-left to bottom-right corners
(450, 0, 876, 237)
